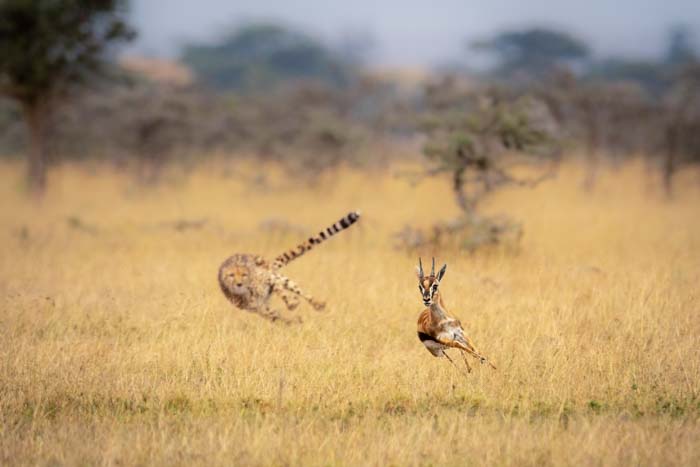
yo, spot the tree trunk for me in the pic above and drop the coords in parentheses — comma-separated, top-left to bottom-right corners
(453, 167, 475, 217)
(663, 126, 677, 198)
(582, 110, 600, 192)
(21, 100, 49, 194)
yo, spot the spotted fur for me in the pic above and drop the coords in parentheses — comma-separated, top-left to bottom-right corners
(218, 211, 360, 323)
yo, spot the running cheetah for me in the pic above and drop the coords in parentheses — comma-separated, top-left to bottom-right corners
(218, 211, 360, 323)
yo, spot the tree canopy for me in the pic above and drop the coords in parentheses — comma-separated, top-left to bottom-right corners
(665, 26, 697, 66)
(0, 0, 134, 105)
(181, 23, 353, 92)
(472, 27, 590, 77)
(0, 0, 134, 193)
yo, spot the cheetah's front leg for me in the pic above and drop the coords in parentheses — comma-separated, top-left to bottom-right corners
(259, 304, 301, 325)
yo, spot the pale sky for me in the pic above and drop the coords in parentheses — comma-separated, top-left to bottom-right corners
(129, 0, 700, 67)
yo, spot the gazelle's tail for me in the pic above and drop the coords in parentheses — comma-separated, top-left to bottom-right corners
(272, 211, 361, 269)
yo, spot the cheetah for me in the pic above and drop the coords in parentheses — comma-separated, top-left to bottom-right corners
(218, 211, 360, 323)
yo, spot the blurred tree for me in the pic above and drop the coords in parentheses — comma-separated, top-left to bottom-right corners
(471, 28, 590, 78)
(536, 72, 655, 189)
(661, 64, 700, 196)
(48, 78, 372, 182)
(587, 26, 697, 95)
(421, 84, 560, 216)
(587, 59, 668, 95)
(181, 23, 353, 92)
(665, 25, 697, 66)
(0, 0, 134, 193)
(397, 79, 561, 251)
(223, 83, 367, 179)
(335, 28, 376, 67)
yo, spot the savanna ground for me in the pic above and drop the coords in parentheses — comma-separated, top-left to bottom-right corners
(0, 157, 698, 466)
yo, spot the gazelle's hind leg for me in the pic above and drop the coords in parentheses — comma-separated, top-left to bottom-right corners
(441, 333, 497, 370)
(272, 273, 326, 311)
(454, 340, 497, 369)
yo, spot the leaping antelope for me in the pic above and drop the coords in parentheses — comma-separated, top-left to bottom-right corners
(416, 257, 496, 373)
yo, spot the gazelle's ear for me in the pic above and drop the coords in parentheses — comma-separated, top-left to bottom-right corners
(437, 263, 447, 281)
(415, 266, 423, 279)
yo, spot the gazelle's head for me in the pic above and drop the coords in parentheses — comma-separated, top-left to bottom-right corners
(416, 257, 447, 306)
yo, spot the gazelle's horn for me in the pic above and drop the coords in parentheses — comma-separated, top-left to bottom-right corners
(418, 258, 424, 278)
(431, 257, 436, 277)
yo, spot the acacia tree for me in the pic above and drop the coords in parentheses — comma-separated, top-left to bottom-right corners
(396, 78, 560, 251)
(181, 23, 352, 92)
(0, 0, 134, 193)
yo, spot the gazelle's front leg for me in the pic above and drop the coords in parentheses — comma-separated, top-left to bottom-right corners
(441, 350, 472, 377)
(272, 273, 326, 311)
(459, 351, 472, 373)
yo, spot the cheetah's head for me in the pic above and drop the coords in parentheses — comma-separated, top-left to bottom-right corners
(219, 262, 253, 296)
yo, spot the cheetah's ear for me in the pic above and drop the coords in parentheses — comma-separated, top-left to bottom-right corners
(436, 263, 447, 282)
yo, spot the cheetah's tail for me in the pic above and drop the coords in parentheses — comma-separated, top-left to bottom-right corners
(272, 211, 361, 269)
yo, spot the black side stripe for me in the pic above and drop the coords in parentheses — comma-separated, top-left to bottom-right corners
(417, 332, 435, 343)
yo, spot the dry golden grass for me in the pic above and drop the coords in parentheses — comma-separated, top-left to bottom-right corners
(0, 159, 699, 466)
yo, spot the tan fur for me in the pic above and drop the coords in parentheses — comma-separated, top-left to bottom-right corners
(416, 261, 496, 372)
(218, 254, 323, 324)
(218, 212, 360, 323)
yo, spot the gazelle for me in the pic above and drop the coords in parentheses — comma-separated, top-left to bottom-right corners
(416, 258, 496, 373)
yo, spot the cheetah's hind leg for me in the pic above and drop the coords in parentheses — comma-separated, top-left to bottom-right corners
(272, 273, 326, 311)
(276, 286, 300, 311)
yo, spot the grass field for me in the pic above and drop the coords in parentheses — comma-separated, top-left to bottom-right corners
(1, 159, 699, 466)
